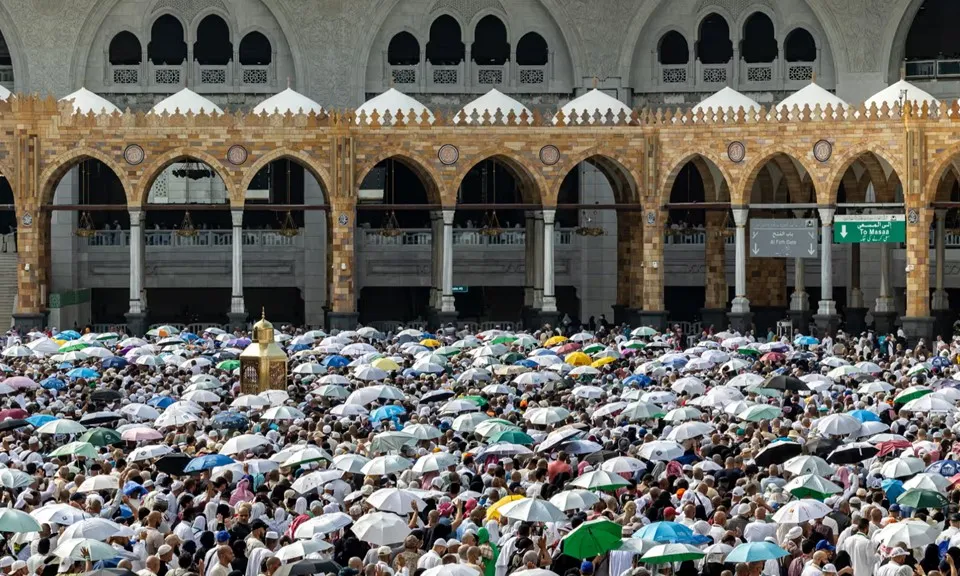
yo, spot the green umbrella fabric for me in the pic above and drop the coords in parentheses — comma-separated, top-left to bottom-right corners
(434, 346, 460, 357)
(561, 519, 623, 559)
(639, 544, 706, 564)
(623, 341, 646, 350)
(632, 327, 657, 337)
(0, 509, 40, 533)
(488, 430, 535, 445)
(783, 474, 843, 501)
(894, 386, 933, 404)
(49, 441, 98, 459)
(461, 395, 489, 408)
(499, 352, 524, 364)
(897, 488, 949, 509)
(79, 428, 122, 447)
(491, 336, 517, 345)
(59, 342, 90, 353)
(583, 344, 605, 355)
(738, 405, 782, 422)
(217, 360, 240, 371)
(738, 347, 760, 357)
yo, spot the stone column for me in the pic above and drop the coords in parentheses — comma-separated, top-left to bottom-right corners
(533, 211, 544, 310)
(227, 208, 247, 331)
(813, 207, 840, 335)
(701, 210, 728, 330)
(902, 207, 935, 344)
(638, 209, 668, 330)
(845, 243, 868, 335)
(438, 209, 457, 324)
(727, 207, 752, 333)
(932, 209, 951, 337)
(123, 208, 146, 335)
(873, 243, 897, 334)
(541, 209, 558, 318)
(13, 206, 50, 331)
(328, 198, 358, 331)
(613, 211, 632, 326)
(524, 212, 535, 308)
(430, 211, 442, 311)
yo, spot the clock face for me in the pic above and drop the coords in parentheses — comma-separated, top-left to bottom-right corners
(338, 213, 348, 226)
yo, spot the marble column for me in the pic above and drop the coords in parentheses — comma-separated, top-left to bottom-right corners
(727, 207, 752, 333)
(227, 208, 247, 330)
(845, 243, 868, 335)
(430, 211, 442, 311)
(814, 207, 840, 335)
(873, 242, 897, 334)
(542, 208, 557, 314)
(125, 208, 147, 335)
(701, 211, 728, 330)
(440, 209, 456, 315)
(524, 212, 535, 308)
(533, 212, 544, 310)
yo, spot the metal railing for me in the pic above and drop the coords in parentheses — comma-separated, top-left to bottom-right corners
(359, 228, 575, 247)
(82, 229, 302, 248)
(905, 59, 960, 80)
(664, 229, 736, 245)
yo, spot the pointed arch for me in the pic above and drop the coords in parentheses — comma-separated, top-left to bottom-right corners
(737, 151, 818, 206)
(826, 142, 905, 206)
(355, 151, 443, 206)
(135, 148, 235, 206)
(39, 148, 132, 207)
(549, 147, 641, 205)
(453, 150, 547, 207)
(240, 149, 331, 204)
(659, 150, 735, 207)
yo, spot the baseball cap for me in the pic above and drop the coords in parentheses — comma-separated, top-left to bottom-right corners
(581, 561, 594, 575)
(377, 546, 392, 555)
(216, 530, 230, 542)
(822, 564, 837, 574)
(816, 541, 835, 552)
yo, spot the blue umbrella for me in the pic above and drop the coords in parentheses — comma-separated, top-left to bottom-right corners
(881, 478, 905, 502)
(102, 357, 128, 369)
(322, 355, 349, 368)
(932, 356, 951, 369)
(370, 405, 406, 422)
(794, 336, 819, 346)
(927, 460, 960, 476)
(401, 368, 419, 379)
(514, 359, 537, 368)
(660, 357, 687, 369)
(226, 338, 251, 348)
(213, 411, 249, 429)
(40, 378, 66, 391)
(530, 349, 558, 356)
(939, 379, 960, 389)
(54, 330, 81, 341)
(184, 454, 234, 473)
(147, 395, 175, 409)
(180, 332, 200, 342)
(290, 344, 310, 353)
(726, 542, 789, 563)
(122, 481, 148, 497)
(25, 415, 57, 428)
(57, 362, 74, 370)
(633, 522, 709, 544)
(623, 374, 653, 387)
(66, 367, 99, 380)
(849, 410, 880, 423)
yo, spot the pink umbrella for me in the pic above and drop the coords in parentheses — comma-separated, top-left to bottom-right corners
(3, 377, 38, 390)
(121, 427, 163, 442)
(0, 409, 28, 420)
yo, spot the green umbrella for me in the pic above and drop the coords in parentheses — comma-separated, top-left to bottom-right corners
(500, 352, 524, 364)
(894, 386, 933, 404)
(79, 428, 122, 447)
(59, 342, 90, 353)
(491, 335, 517, 345)
(737, 405, 782, 422)
(461, 395, 489, 408)
(561, 519, 623, 559)
(0, 509, 40, 533)
(434, 346, 460, 357)
(783, 474, 843, 501)
(49, 441, 98, 459)
(514, 335, 538, 349)
(632, 327, 657, 337)
(738, 346, 760, 357)
(897, 488, 949, 509)
(583, 344, 605, 355)
(488, 430, 535, 445)
(95, 332, 119, 342)
(217, 360, 240, 371)
(623, 341, 646, 350)
(640, 544, 706, 564)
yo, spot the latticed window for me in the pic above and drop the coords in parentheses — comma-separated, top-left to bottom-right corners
(478, 68, 503, 84)
(391, 68, 416, 84)
(788, 65, 813, 81)
(703, 67, 726, 83)
(200, 68, 226, 84)
(663, 67, 687, 83)
(155, 68, 181, 84)
(433, 68, 457, 84)
(746, 66, 772, 82)
(242, 68, 268, 84)
(113, 68, 139, 84)
(519, 69, 544, 84)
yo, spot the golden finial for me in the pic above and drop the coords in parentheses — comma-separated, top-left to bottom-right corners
(287, 77, 291, 89)
(261, 307, 266, 321)
(592, 77, 598, 89)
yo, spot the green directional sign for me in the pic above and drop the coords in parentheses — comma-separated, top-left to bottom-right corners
(833, 214, 906, 243)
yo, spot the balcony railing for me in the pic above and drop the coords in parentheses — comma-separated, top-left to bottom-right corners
(654, 58, 819, 92)
(386, 57, 556, 94)
(83, 229, 302, 248)
(360, 228, 575, 247)
(151, 64, 184, 87)
(905, 59, 960, 80)
(196, 65, 231, 86)
(106, 62, 275, 93)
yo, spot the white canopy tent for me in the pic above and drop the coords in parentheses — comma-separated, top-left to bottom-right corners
(356, 88, 434, 125)
(775, 82, 848, 119)
(59, 88, 120, 115)
(253, 88, 323, 115)
(865, 79, 939, 110)
(692, 87, 759, 121)
(455, 89, 531, 124)
(555, 89, 631, 124)
(151, 88, 223, 115)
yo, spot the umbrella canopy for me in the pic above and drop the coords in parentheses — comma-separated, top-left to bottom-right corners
(771, 499, 832, 524)
(351, 511, 411, 545)
(639, 543, 705, 564)
(561, 519, 623, 559)
(783, 474, 843, 501)
(725, 542, 788, 563)
(497, 497, 568, 523)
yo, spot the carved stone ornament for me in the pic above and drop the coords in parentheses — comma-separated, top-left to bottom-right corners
(813, 140, 833, 162)
(20, 212, 32, 227)
(645, 210, 656, 225)
(539, 145, 560, 166)
(123, 144, 145, 166)
(908, 209, 919, 225)
(438, 144, 459, 165)
(727, 141, 746, 163)
(338, 213, 349, 226)
(227, 145, 248, 166)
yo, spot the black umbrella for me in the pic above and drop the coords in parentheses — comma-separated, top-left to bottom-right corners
(826, 443, 878, 465)
(0, 419, 29, 431)
(91, 389, 122, 403)
(583, 450, 619, 466)
(754, 441, 802, 467)
(419, 390, 455, 404)
(805, 437, 842, 458)
(762, 375, 808, 392)
(154, 453, 191, 475)
(80, 412, 122, 426)
(275, 559, 341, 576)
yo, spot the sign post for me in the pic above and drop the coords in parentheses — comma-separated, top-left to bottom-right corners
(833, 214, 906, 243)
(749, 219, 819, 258)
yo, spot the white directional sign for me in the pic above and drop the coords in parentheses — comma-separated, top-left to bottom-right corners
(749, 219, 819, 258)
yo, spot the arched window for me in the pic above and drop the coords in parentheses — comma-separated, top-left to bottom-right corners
(193, 14, 233, 65)
(741, 12, 777, 63)
(905, 0, 960, 60)
(472, 15, 509, 65)
(658, 31, 689, 64)
(388, 32, 420, 66)
(516, 32, 548, 65)
(0, 30, 10, 67)
(426, 15, 464, 65)
(696, 13, 732, 64)
(784, 28, 816, 62)
(109, 31, 142, 65)
(148, 15, 186, 65)
(239, 32, 271, 65)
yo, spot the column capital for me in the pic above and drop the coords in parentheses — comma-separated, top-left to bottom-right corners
(936, 208, 949, 220)
(818, 207, 835, 225)
(231, 208, 243, 227)
(542, 209, 556, 225)
(442, 209, 455, 225)
(128, 208, 143, 223)
(731, 207, 749, 227)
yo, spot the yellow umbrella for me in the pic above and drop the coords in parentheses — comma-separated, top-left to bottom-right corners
(485, 494, 525, 520)
(565, 352, 592, 366)
(371, 358, 401, 372)
(420, 339, 441, 348)
(544, 336, 568, 348)
(591, 357, 616, 369)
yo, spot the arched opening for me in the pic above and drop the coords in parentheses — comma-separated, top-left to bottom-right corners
(516, 32, 548, 66)
(471, 15, 510, 65)
(50, 159, 129, 328)
(696, 13, 732, 64)
(193, 14, 233, 66)
(387, 32, 420, 66)
(426, 15, 464, 65)
(905, 0, 960, 62)
(239, 32, 271, 65)
(109, 32, 142, 66)
(784, 28, 816, 62)
(148, 15, 187, 65)
(668, 163, 707, 229)
(741, 12, 777, 63)
(357, 157, 434, 324)
(658, 31, 689, 65)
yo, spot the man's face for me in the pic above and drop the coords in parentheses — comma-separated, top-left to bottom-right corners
(237, 509, 250, 525)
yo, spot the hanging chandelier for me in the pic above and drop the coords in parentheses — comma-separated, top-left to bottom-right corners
(75, 161, 96, 237)
(278, 159, 299, 237)
(576, 206, 604, 237)
(479, 161, 503, 237)
(379, 159, 403, 237)
(176, 161, 199, 237)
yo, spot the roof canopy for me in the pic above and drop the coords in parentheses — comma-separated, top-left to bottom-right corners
(865, 79, 939, 110)
(59, 88, 120, 115)
(151, 88, 223, 115)
(455, 89, 531, 124)
(776, 82, 847, 119)
(0, 84, 10, 101)
(555, 89, 631, 124)
(692, 87, 759, 121)
(253, 88, 323, 116)
(356, 88, 434, 125)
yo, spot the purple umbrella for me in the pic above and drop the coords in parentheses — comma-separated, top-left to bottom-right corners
(3, 377, 38, 390)
(225, 338, 251, 348)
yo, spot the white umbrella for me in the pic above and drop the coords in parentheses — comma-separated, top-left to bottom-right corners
(524, 406, 570, 425)
(452, 412, 490, 433)
(61, 518, 132, 541)
(274, 540, 333, 562)
(333, 454, 371, 474)
(880, 457, 925, 479)
(291, 470, 344, 494)
(119, 404, 161, 421)
(621, 401, 663, 422)
(403, 423, 442, 440)
(874, 520, 939, 548)
(293, 512, 353, 539)
(36, 419, 87, 435)
(663, 407, 702, 423)
(293, 363, 325, 375)
(903, 394, 955, 413)
(314, 384, 350, 399)
(31, 504, 91, 525)
(569, 470, 630, 490)
(422, 566, 480, 576)
(412, 452, 458, 474)
(282, 446, 334, 467)
(154, 410, 200, 428)
(783, 455, 834, 477)
(771, 499, 832, 524)
(903, 473, 950, 493)
(600, 456, 646, 474)
(728, 373, 764, 388)
(262, 406, 305, 420)
(637, 441, 684, 462)
(76, 476, 119, 493)
(666, 421, 714, 442)
(129, 444, 173, 462)
(351, 511, 411, 545)
(549, 490, 601, 511)
(219, 434, 272, 456)
(231, 395, 272, 409)
(366, 488, 427, 514)
(52, 538, 117, 561)
(0, 470, 33, 490)
(497, 497, 567, 522)
(354, 366, 388, 381)
(361, 455, 413, 476)
(212, 460, 280, 478)
(815, 413, 862, 436)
